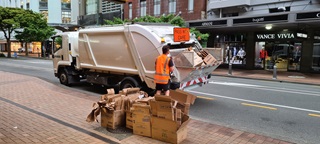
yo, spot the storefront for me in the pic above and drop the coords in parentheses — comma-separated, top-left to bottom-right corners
(187, 11, 320, 73)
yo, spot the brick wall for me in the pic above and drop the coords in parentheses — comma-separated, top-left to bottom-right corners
(123, 0, 206, 21)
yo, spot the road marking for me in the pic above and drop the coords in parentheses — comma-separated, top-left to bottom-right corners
(197, 96, 214, 100)
(308, 113, 320, 118)
(241, 103, 277, 110)
(209, 81, 320, 96)
(187, 90, 320, 114)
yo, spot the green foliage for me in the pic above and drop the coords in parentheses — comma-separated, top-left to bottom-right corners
(0, 7, 55, 57)
(103, 14, 208, 43)
(190, 28, 210, 42)
(15, 9, 56, 43)
(55, 37, 62, 46)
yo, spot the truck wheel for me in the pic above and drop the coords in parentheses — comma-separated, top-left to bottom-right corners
(59, 70, 69, 86)
(120, 77, 139, 90)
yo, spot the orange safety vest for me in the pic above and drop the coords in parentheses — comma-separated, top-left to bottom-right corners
(154, 54, 170, 84)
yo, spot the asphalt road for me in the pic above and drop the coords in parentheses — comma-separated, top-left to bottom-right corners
(1, 57, 319, 144)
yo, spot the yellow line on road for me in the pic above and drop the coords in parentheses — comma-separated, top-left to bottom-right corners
(241, 103, 277, 110)
(308, 113, 320, 118)
(197, 96, 214, 100)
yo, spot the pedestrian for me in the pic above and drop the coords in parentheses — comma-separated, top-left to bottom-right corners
(260, 46, 268, 69)
(154, 45, 174, 96)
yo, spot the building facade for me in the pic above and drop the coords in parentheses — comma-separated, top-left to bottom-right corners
(78, 0, 123, 26)
(188, 0, 320, 73)
(122, 0, 206, 21)
(0, 0, 77, 53)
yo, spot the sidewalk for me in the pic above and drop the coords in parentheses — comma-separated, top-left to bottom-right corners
(212, 67, 320, 86)
(0, 71, 294, 144)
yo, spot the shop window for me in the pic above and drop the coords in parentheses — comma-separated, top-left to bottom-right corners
(312, 43, 320, 70)
(212, 34, 247, 65)
(255, 41, 301, 71)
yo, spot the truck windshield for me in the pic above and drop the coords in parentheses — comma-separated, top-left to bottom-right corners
(53, 36, 62, 53)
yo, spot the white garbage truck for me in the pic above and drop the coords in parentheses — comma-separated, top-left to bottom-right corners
(52, 23, 222, 93)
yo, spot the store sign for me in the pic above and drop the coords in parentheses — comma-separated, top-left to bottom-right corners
(189, 20, 227, 27)
(234, 14, 288, 24)
(297, 12, 320, 20)
(256, 33, 295, 40)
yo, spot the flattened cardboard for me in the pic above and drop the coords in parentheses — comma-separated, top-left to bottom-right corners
(151, 116, 190, 144)
(135, 97, 154, 105)
(154, 95, 172, 102)
(132, 104, 150, 115)
(132, 104, 152, 137)
(203, 53, 217, 65)
(169, 89, 197, 105)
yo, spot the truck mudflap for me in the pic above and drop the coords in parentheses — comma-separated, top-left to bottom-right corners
(177, 61, 223, 90)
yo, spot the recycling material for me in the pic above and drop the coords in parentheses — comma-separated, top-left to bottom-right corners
(86, 88, 197, 144)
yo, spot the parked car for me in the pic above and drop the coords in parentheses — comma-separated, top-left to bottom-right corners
(18, 48, 32, 53)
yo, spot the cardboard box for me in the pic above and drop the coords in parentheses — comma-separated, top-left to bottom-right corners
(154, 95, 172, 102)
(135, 97, 154, 105)
(156, 101, 174, 121)
(150, 100, 157, 116)
(169, 89, 197, 105)
(126, 111, 133, 129)
(132, 104, 152, 137)
(174, 108, 182, 126)
(176, 103, 190, 115)
(203, 53, 217, 65)
(151, 116, 190, 144)
(101, 108, 125, 129)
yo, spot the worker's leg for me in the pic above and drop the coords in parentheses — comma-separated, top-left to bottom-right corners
(164, 90, 170, 96)
(156, 90, 161, 95)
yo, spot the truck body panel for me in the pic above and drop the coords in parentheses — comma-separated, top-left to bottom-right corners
(52, 24, 222, 91)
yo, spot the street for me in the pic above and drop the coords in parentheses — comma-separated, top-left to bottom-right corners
(1, 57, 320, 144)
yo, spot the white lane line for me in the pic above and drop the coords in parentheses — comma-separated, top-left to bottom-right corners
(187, 90, 320, 114)
(209, 81, 320, 96)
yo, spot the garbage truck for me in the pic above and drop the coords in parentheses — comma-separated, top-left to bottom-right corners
(52, 23, 222, 93)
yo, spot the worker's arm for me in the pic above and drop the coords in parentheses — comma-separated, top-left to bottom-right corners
(169, 58, 174, 72)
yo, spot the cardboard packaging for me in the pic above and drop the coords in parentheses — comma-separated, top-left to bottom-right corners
(203, 53, 217, 65)
(176, 103, 190, 115)
(151, 115, 190, 144)
(126, 111, 133, 129)
(156, 101, 174, 121)
(100, 108, 125, 129)
(169, 89, 197, 105)
(132, 104, 152, 137)
(150, 100, 157, 116)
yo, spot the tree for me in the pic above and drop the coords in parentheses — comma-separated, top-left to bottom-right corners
(0, 7, 24, 58)
(14, 9, 55, 56)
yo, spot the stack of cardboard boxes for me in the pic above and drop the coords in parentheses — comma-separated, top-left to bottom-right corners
(87, 88, 197, 144)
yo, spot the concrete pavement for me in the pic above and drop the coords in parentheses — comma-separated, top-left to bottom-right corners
(0, 71, 294, 144)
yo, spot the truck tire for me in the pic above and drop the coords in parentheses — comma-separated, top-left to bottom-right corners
(120, 77, 139, 90)
(59, 69, 70, 86)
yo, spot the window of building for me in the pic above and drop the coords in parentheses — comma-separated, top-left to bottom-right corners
(140, 0, 146, 17)
(154, 0, 161, 16)
(313, 35, 320, 71)
(222, 13, 239, 17)
(269, 7, 290, 13)
(129, 2, 132, 19)
(169, 0, 176, 14)
(188, 0, 194, 12)
(102, 1, 121, 14)
(62, 11, 71, 23)
(86, 0, 98, 15)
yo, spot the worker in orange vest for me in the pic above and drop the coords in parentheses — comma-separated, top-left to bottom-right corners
(154, 45, 174, 96)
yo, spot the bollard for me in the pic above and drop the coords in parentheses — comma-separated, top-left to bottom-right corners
(228, 62, 232, 75)
(273, 65, 277, 79)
